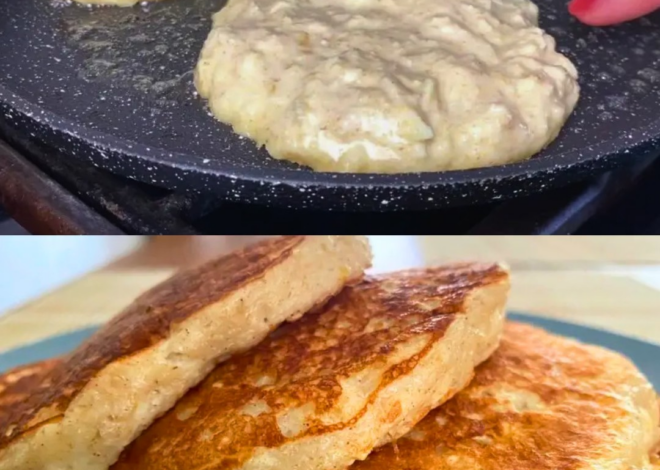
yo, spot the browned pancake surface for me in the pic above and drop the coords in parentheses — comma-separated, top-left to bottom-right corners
(0, 359, 61, 421)
(653, 400, 660, 469)
(0, 236, 304, 448)
(353, 322, 659, 470)
(113, 263, 507, 470)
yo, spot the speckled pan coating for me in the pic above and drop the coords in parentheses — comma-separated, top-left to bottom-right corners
(0, 1, 659, 211)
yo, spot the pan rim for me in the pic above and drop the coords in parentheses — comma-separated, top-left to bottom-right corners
(1, 81, 659, 192)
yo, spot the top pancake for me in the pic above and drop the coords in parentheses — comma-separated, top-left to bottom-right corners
(352, 322, 660, 470)
(113, 262, 510, 470)
(0, 236, 371, 470)
(0, 360, 61, 422)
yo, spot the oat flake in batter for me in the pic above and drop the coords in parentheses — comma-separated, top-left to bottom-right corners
(196, 0, 579, 173)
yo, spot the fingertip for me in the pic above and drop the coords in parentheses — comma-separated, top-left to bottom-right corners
(569, 0, 660, 25)
(568, 0, 612, 25)
(568, 0, 598, 16)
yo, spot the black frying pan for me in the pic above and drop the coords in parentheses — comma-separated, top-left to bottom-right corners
(1, 0, 660, 211)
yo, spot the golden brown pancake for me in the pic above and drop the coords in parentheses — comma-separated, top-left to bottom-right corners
(0, 236, 371, 470)
(652, 401, 660, 469)
(0, 359, 61, 421)
(113, 263, 510, 470)
(352, 322, 660, 470)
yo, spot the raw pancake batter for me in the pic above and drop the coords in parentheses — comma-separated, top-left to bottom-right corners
(195, 0, 580, 172)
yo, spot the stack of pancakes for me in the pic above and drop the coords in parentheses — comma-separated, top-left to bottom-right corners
(0, 236, 657, 470)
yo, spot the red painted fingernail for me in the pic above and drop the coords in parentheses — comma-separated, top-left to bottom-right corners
(568, 0, 599, 16)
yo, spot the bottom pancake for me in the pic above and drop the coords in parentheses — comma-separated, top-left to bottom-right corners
(353, 322, 660, 470)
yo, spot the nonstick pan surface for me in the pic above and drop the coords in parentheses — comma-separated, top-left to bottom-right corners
(1, 0, 660, 211)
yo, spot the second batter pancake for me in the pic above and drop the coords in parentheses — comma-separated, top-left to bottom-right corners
(195, 0, 579, 173)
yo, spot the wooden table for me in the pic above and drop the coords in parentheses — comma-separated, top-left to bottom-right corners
(1, 236, 659, 353)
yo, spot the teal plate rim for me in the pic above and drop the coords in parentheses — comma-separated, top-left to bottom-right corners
(1, 312, 658, 389)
